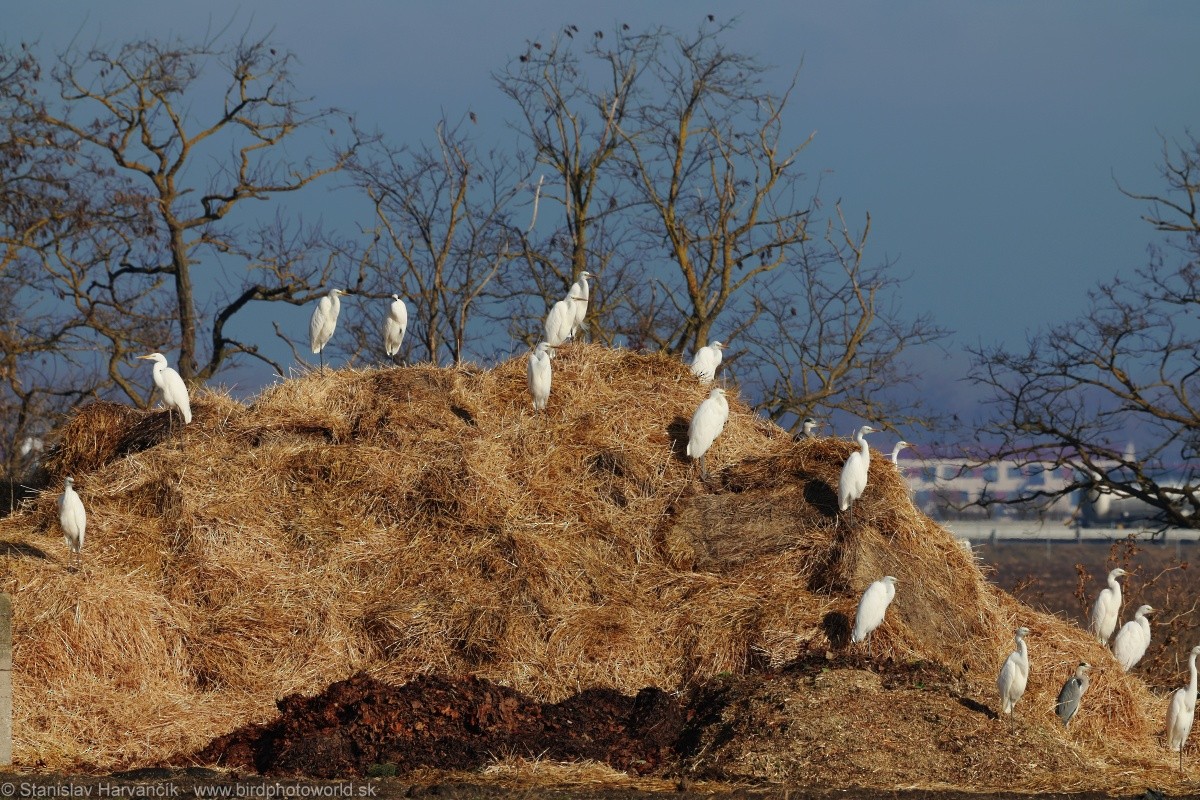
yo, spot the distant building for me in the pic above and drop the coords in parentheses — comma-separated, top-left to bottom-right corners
(901, 458, 1079, 521)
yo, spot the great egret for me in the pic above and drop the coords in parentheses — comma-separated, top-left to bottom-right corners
(57, 476, 86, 570)
(997, 626, 1031, 717)
(802, 417, 821, 438)
(310, 288, 346, 365)
(851, 576, 897, 657)
(1089, 567, 1128, 645)
(1167, 644, 1200, 771)
(137, 353, 192, 427)
(383, 294, 408, 359)
(544, 298, 580, 346)
(687, 387, 729, 480)
(527, 342, 554, 411)
(1055, 662, 1091, 727)
(890, 441, 913, 465)
(1112, 604, 1154, 671)
(838, 425, 876, 521)
(689, 340, 726, 384)
(567, 270, 593, 339)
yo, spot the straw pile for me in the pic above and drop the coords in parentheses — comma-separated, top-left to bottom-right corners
(0, 345, 1185, 790)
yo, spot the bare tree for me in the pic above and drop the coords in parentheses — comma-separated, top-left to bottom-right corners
(0, 43, 120, 480)
(968, 133, 1200, 528)
(345, 118, 524, 365)
(30, 32, 362, 394)
(743, 207, 948, 433)
(493, 25, 653, 346)
(615, 20, 815, 355)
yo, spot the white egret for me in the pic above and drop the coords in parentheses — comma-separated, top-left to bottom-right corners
(997, 626, 1031, 717)
(1054, 662, 1091, 727)
(1089, 567, 1127, 645)
(567, 270, 593, 339)
(138, 353, 192, 427)
(851, 576, 897, 657)
(543, 298, 580, 347)
(689, 340, 726, 384)
(890, 441, 913, 465)
(1112, 604, 1154, 671)
(383, 294, 408, 359)
(838, 425, 876, 521)
(527, 342, 555, 411)
(57, 476, 86, 570)
(802, 417, 821, 438)
(1167, 644, 1200, 771)
(309, 288, 346, 365)
(687, 387, 729, 480)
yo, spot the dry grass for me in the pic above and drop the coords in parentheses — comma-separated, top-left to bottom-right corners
(0, 344, 1188, 790)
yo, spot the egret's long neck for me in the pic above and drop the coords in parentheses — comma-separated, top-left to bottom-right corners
(1110, 575, 1121, 594)
(858, 431, 870, 460)
(1016, 637, 1028, 665)
(1189, 654, 1198, 700)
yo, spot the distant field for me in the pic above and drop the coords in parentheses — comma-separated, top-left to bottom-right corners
(975, 537, 1199, 689)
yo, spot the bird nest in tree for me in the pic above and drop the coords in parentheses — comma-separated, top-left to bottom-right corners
(0, 345, 1187, 791)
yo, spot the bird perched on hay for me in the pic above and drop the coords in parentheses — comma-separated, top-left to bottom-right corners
(138, 352, 192, 426)
(1167, 644, 1200, 770)
(997, 626, 1031, 717)
(1054, 661, 1091, 727)
(889, 440, 912, 465)
(383, 294, 408, 359)
(544, 297, 582, 346)
(688, 387, 729, 480)
(57, 476, 86, 570)
(1089, 567, 1128, 645)
(838, 425, 876, 521)
(527, 342, 555, 411)
(1112, 604, 1154, 671)
(310, 288, 346, 366)
(566, 270, 593, 339)
(851, 576, 897, 657)
(689, 340, 726, 384)
(801, 417, 821, 438)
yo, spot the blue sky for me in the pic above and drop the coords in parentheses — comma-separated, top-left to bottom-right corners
(8, 1, 1199, 425)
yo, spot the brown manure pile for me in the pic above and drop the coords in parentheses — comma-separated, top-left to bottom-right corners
(0, 345, 1186, 792)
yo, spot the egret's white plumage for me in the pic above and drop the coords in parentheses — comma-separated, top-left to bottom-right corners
(383, 294, 408, 358)
(138, 352, 192, 425)
(1112, 604, 1154, 671)
(1055, 662, 1091, 727)
(527, 342, 554, 411)
(851, 576, 897, 656)
(57, 476, 86, 567)
(687, 387, 729, 479)
(838, 425, 876, 516)
(689, 340, 726, 383)
(802, 417, 820, 438)
(1167, 644, 1200, 768)
(890, 441, 912, 465)
(1089, 567, 1127, 645)
(997, 626, 1031, 716)
(543, 298, 578, 346)
(309, 289, 346, 359)
(567, 270, 593, 339)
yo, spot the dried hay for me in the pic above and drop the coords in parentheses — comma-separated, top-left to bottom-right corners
(0, 344, 1186, 790)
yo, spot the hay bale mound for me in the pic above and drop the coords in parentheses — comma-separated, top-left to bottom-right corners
(0, 345, 1181, 790)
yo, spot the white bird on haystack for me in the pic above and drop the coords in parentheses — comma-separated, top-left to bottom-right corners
(310, 288, 347, 366)
(527, 342, 555, 411)
(851, 576, 897, 658)
(383, 294, 408, 360)
(689, 340, 726, 384)
(838, 425, 876, 522)
(687, 387, 729, 481)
